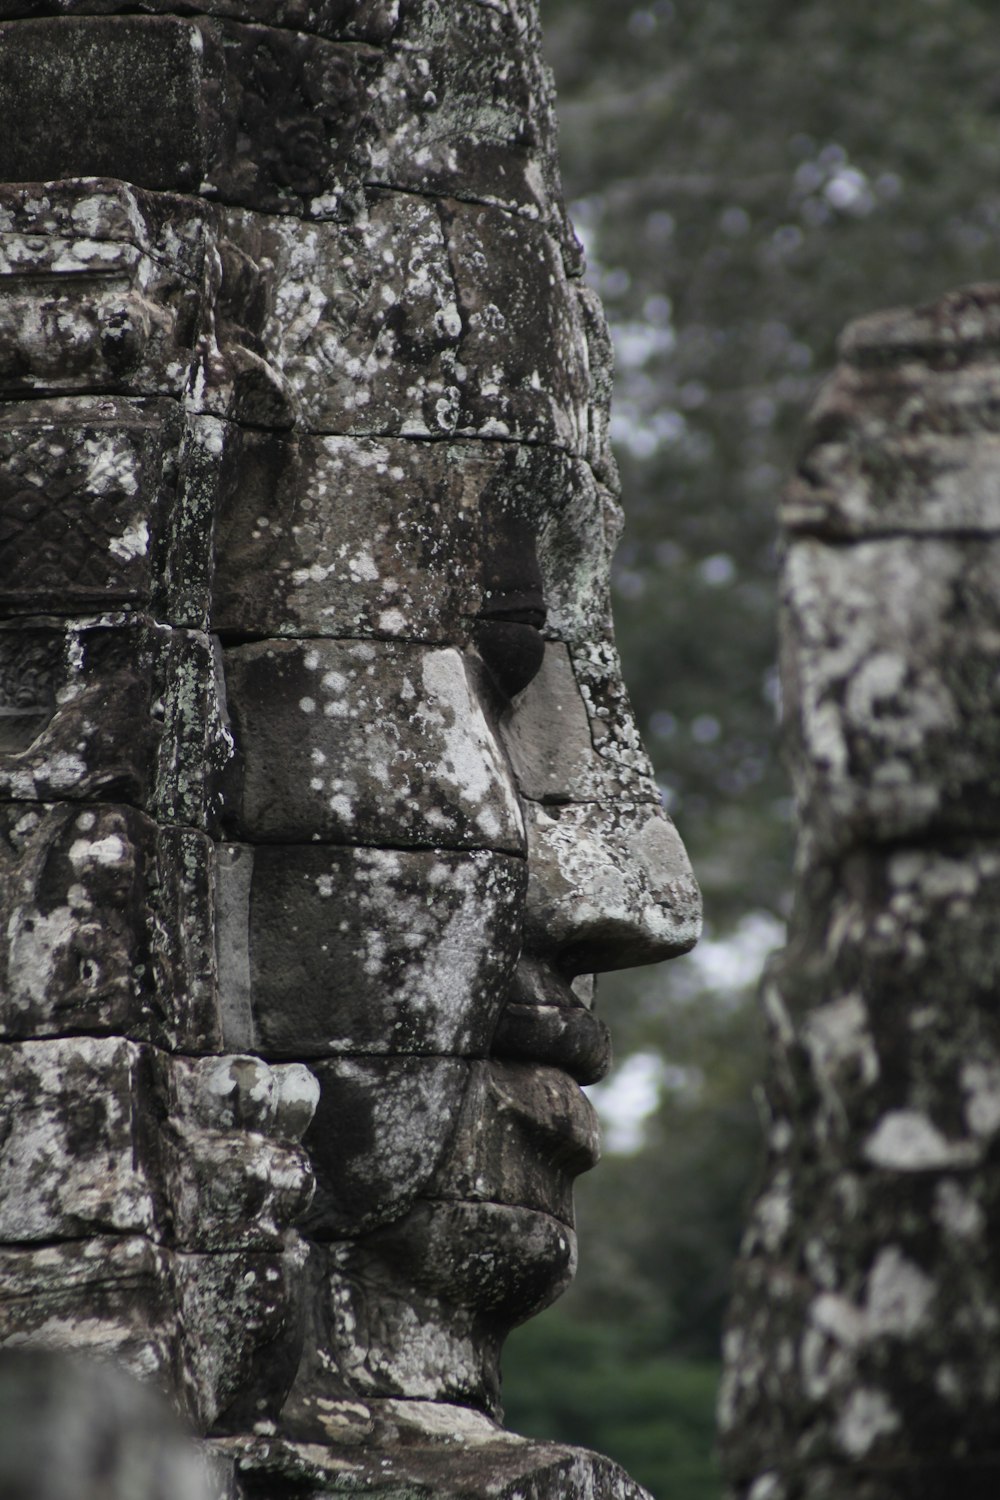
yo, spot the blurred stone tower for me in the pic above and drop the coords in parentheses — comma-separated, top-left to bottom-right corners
(721, 286, 1000, 1500)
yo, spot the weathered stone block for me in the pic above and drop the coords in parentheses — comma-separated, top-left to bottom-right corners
(222, 639, 523, 851)
(160, 1054, 319, 1251)
(441, 199, 589, 450)
(362, 0, 564, 226)
(301, 1056, 471, 1235)
(224, 193, 461, 434)
(0, 800, 153, 1040)
(0, 1236, 178, 1390)
(760, 843, 1000, 1170)
(215, 844, 525, 1058)
(222, 1414, 656, 1500)
(567, 632, 662, 791)
(0, 18, 217, 193)
(312, 1202, 575, 1412)
(0, 619, 233, 829)
(167, 1054, 319, 1141)
(490, 1000, 611, 1086)
(782, 535, 1000, 856)
(534, 453, 615, 650)
(0, 803, 221, 1050)
(148, 827, 222, 1052)
(211, 430, 482, 641)
(0, 179, 208, 278)
(785, 286, 1000, 540)
(499, 642, 608, 803)
(0, 182, 313, 428)
(0, 17, 382, 215)
(223, 194, 588, 445)
(0, 1036, 158, 1239)
(0, 0, 397, 43)
(0, 1032, 323, 1250)
(174, 1244, 309, 1433)
(575, 282, 619, 485)
(164, 1129, 314, 1253)
(786, 426, 1000, 540)
(0, 1236, 309, 1438)
(0, 3, 572, 234)
(721, 1157, 1000, 1485)
(0, 220, 202, 399)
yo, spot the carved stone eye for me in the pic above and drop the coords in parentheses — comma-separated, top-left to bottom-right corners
(473, 613, 546, 701)
(476, 508, 547, 701)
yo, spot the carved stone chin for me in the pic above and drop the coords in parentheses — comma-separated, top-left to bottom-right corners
(0, 1, 699, 1495)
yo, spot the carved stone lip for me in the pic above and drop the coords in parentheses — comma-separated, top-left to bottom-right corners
(491, 960, 612, 1085)
(488, 1061, 601, 1174)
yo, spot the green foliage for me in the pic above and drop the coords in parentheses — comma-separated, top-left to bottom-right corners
(503, 1310, 722, 1500)
(572, 974, 767, 1355)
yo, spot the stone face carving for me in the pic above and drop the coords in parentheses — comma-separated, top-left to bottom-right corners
(0, 3, 700, 1495)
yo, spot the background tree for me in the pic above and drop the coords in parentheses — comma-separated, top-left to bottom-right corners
(504, 4, 1000, 1494)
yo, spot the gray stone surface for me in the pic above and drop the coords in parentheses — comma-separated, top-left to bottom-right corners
(222, 1411, 654, 1500)
(0, 207, 204, 398)
(222, 194, 588, 444)
(0, 398, 180, 615)
(782, 533, 1000, 860)
(0, 805, 220, 1051)
(0, 3, 573, 236)
(211, 431, 483, 642)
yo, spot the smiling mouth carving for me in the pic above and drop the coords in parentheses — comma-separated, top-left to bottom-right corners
(491, 958, 612, 1086)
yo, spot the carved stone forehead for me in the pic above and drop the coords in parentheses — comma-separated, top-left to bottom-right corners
(211, 434, 602, 646)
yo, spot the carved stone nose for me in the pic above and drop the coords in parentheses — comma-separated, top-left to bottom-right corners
(500, 640, 702, 974)
(522, 799, 701, 974)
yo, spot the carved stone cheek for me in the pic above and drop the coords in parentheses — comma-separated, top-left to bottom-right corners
(222, 638, 525, 853)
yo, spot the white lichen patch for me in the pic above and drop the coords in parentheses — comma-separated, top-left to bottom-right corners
(751, 1173, 793, 1254)
(863, 1110, 977, 1170)
(68, 835, 127, 867)
(933, 1178, 984, 1241)
(82, 433, 140, 497)
(379, 1400, 520, 1446)
(108, 520, 150, 561)
(801, 993, 879, 1088)
(6, 906, 81, 1010)
(865, 1247, 935, 1337)
(960, 1060, 1000, 1138)
(835, 1387, 900, 1457)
